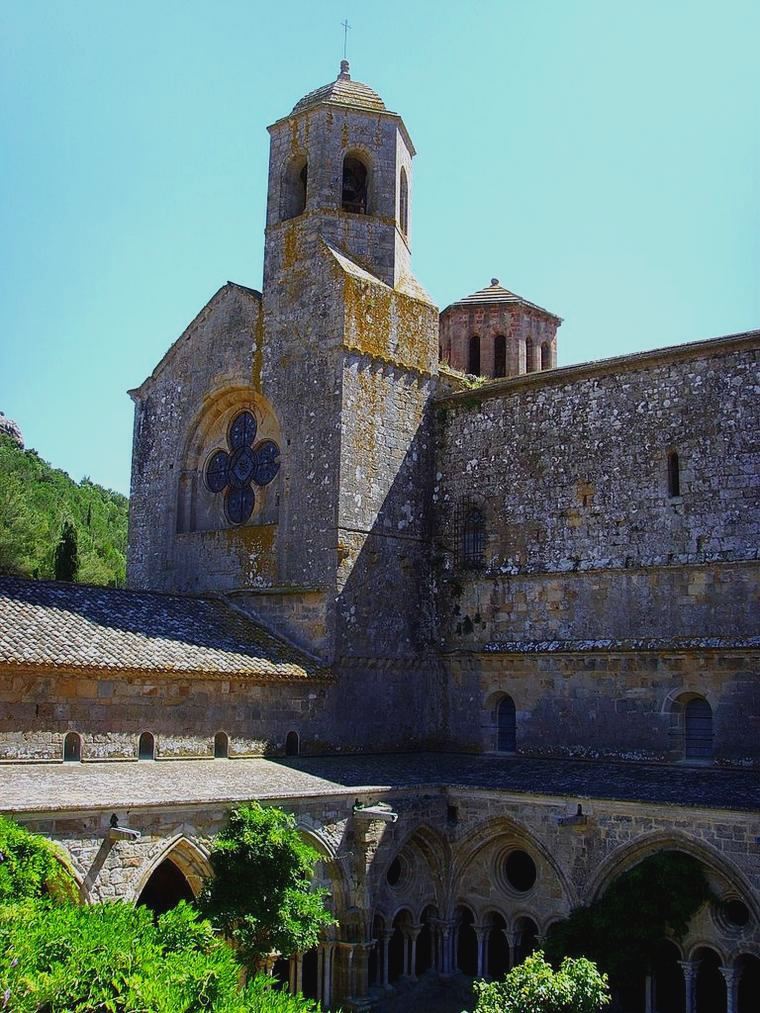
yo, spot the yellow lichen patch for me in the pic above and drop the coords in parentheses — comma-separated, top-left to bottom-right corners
(342, 273, 436, 372)
(225, 523, 278, 584)
(282, 222, 299, 270)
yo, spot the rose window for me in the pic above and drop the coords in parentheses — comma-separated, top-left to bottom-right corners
(205, 410, 281, 525)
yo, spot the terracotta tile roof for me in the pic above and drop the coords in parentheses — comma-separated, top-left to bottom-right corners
(0, 577, 331, 681)
(445, 278, 562, 321)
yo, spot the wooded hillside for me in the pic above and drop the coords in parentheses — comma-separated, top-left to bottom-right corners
(0, 435, 128, 586)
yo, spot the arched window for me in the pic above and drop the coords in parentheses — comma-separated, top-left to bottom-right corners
(667, 451, 681, 497)
(214, 731, 229, 759)
(342, 155, 368, 213)
(399, 167, 409, 236)
(285, 731, 300, 756)
(684, 697, 713, 760)
(541, 341, 551, 370)
(281, 156, 308, 220)
(497, 695, 516, 751)
(63, 732, 81, 763)
(468, 335, 481, 375)
(138, 732, 155, 760)
(494, 335, 507, 377)
(525, 337, 535, 373)
(462, 507, 486, 568)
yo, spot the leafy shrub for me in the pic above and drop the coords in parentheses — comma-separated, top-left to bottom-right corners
(473, 951, 610, 1013)
(0, 900, 322, 1012)
(0, 815, 77, 904)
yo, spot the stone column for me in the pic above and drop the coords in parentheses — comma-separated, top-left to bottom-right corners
(720, 966, 738, 1013)
(408, 926, 421, 981)
(679, 960, 699, 1013)
(644, 972, 654, 1013)
(317, 947, 324, 1004)
(294, 953, 303, 995)
(505, 931, 518, 971)
(382, 930, 393, 989)
(322, 943, 334, 1010)
(439, 921, 454, 977)
(474, 926, 486, 979)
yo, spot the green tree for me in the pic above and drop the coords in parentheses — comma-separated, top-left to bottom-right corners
(473, 951, 611, 1013)
(54, 519, 79, 582)
(544, 851, 711, 986)
(199, 802, 335, 972)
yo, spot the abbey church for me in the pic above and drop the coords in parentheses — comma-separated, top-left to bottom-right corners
(1, 62, 759, 1012)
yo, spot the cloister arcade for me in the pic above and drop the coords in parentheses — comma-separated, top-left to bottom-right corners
(66, 815, 758, 1013)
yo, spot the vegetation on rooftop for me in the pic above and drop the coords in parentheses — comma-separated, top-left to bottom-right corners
(0, 434, 128, 587)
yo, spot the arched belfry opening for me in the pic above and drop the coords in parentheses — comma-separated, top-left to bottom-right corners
(342, 154, 368, 213)
(281, 155, 308, 221)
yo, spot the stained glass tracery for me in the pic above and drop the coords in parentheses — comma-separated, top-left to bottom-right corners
(204, 410, 281, 525)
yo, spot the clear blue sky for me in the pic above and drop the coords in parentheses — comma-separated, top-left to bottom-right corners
(2, 1, 758, 495)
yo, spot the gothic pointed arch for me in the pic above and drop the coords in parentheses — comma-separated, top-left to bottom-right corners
(130, 834, 212, 906)
(585, 832, 759, 922)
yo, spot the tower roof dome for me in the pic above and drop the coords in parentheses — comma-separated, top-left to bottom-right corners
(292, 61, 389, 115)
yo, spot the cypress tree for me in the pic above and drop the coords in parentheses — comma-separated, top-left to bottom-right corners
(54, 520, 79, 582)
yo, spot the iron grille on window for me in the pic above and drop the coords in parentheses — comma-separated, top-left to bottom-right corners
(455, 501, 486, 569)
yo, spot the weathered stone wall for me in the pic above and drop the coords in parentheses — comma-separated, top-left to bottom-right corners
(127, 284, 268, 593)
(0, 671, 331, 761)
(434, 335, 760, 762)
(444, 648, 760, 765)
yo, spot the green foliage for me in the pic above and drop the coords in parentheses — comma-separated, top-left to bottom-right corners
(545, 851, 711, 985)
(472, 951, 610, 1013)
(54, 519, 79, 582)
(0, 434, 128, 586)
(0, 815, 78, 905)
(200, 803, 335, 971)
(0, 900, 323, 1012)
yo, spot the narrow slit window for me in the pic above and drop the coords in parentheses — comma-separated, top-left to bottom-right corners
(399, 167, 409, 236)
(468, 335, 481, 376)
(494, 335, 507, 377)
(462, 507, 486, 568)
(668, 451, 680, 497)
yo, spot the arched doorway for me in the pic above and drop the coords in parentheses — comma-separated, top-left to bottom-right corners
(651, 940, 684, 1013)
(389, 909, 412, 982)
(137, 858, 195, 916)
(455, 905, 478, 976)
(694, 946, 726, 1013)
(512, 915, 538, 967)
(485, 911, 509, 980)
(737, 954, 760, 1013)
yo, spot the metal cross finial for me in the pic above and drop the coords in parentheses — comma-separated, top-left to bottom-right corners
(341, 18, 351, 59)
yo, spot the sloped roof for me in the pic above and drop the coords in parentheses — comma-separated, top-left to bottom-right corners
(292, 61, 389, 115)
(0, 577, 330, 682)
(445, 278, 562, 321)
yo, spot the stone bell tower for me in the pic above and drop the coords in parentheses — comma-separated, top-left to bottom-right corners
(253, 62, 440, 672)
(263, 60, 419, 293)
